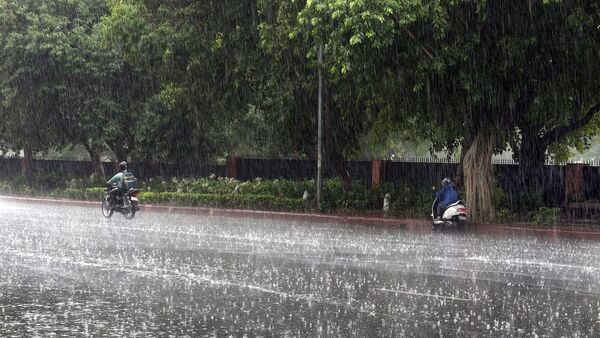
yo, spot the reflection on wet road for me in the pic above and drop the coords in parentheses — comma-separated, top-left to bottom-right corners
(1, 201, 599, 336)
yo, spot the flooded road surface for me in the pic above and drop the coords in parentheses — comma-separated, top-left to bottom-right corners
(1, 200, 599, 336)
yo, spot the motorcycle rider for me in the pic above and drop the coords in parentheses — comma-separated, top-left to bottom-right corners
(434, 177, 460, 223)
(106, 161, 137, 206)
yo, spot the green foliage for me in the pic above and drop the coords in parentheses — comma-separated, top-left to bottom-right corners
(258, 0, 382, 166)
(0, 171, 570, 224)
(292, 0, 600, 222)
(0, 0, 596, 227)
(58, 187, 104, 200)
(101, 0, 269, 162)
(387, 185, 434, 218)
(28, 173, 68, 191)
(0, 172, 433, 216)
(0, 0, 147, 171)
(138, 192, 305, 211)
(67, 175, 107, 190)
(0, 173, 64, 194)
(317, 180, 433, 217)
(142, 176, 314, 199)
(84, 187, 106, 200)
(519, 187, 545, 212)
(320, 178, 365, 210)
(493, 184, 510, 211)
(0, 183, 12, 194)
(137, 178, 434, 215)
(63, 189, 84, 200)
(494, 209, 518, 224)
(528, 207, 560, 227)
(506, 1, 600, 190)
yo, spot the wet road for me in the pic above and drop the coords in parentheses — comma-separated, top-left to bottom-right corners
(1, 200, 599, 337)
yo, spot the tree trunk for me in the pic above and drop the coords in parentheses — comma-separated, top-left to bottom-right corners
(463, 129, 496, 223)
(107, 140, 129, 166)
(512, 102, 600, 211)
(454, 133, 475, 189)
(322, 82, 350, 192)
(517, 128, 547, 210)
(20, 147, 33, 182)
(84, 143, 105, 179)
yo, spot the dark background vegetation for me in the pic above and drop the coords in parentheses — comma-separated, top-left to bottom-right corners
(0, 1, 598, 221)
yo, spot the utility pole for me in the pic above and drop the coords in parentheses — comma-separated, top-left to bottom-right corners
(316, 43, 323, 209)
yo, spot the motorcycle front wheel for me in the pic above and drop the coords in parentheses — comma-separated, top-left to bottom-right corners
(101, 197, 114, 218)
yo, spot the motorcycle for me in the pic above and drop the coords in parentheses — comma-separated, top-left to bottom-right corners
(431, 187, 468, 230)
(102, 187, 141, 220)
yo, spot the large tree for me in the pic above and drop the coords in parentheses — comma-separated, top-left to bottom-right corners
(294, 0, 600, 221)
(102, 0, 269, 163)
(0, 0, 139, 177)
(258, 0, 382, 188)
(505, 0, 600, 200)
(0, 0, 69, 177)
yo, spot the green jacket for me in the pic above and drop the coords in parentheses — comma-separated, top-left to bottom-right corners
(107, 171, 138, 190)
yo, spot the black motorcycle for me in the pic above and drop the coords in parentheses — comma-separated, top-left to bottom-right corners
(102, 187, 141, 220)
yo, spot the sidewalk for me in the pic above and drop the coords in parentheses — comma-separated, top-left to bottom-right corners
(2, 195, 600, 240)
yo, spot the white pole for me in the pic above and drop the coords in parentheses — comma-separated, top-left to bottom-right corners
(317, 43, 323, 209)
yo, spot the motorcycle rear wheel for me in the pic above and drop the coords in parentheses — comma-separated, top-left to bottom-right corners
(123, 205, 136, 220)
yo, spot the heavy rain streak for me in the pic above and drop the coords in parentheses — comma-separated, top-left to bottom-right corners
(0, 0, 599, 337)
(0, 201, 599, 336)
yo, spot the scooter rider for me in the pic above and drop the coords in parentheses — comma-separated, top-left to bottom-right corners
(106, 161, 133, 206)
(434, 177, 460, 223)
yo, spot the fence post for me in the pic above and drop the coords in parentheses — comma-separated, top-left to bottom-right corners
(226, 156, 239, 179)
(565, 163, 585, 203)
(372, 160, 383, 187)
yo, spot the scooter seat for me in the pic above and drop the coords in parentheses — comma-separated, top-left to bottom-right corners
(447, 200, 465, 207)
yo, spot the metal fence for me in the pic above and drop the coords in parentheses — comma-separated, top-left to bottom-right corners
(0, 158, 225, 179)
(234, 158, 372, 183)
(2, 157, 598, 208)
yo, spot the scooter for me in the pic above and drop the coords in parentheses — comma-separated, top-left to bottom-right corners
(431, 188, 468, 230)
(102, 187, 141, 220)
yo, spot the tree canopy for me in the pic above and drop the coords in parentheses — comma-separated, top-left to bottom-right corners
(101, 0, 273, 163)
(0, 0, 598, 221)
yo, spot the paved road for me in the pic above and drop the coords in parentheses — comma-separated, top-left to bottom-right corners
(1, 200, 599, 336)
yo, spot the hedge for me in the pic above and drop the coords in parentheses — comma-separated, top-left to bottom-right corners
(139, 192, 305, 211)
(0, 175, 436, 217)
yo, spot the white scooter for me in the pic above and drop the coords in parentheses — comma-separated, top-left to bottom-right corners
(431, 190, 468, 230)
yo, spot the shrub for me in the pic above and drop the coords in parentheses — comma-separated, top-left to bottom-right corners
(0, 173, 516, 220)
(67, 175, 105, 190)
(64, 188, 85, 200)
(493, 185, 510, 211)
(30, 172, 67, 191)
(387, 184, 434, 218)
(528, 207, 560, 227)
(494, 208, 517, 224)
(143, 177, 173, 193)
(137, 191, 305, 211)
(0, 183, 12, 194)
(84, 188, 106, 200)
(519, 187, 544, 212)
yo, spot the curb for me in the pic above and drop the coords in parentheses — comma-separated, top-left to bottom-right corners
(0, 195, 428, 229)
(2, 195, 599, 239)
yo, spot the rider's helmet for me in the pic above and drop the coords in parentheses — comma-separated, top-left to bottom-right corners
(119, 161, 128, 172)
(442, 177, 452, 187)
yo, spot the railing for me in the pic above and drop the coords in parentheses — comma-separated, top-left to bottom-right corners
(388, 157, 598, 166)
